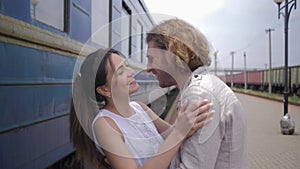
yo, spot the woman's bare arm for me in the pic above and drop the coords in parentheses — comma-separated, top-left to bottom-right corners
(93, 100, 212, 169)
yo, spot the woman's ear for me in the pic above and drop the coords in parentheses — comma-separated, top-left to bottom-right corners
(96, 86, 111, 98)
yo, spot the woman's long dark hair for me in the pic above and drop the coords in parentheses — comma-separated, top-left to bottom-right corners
(69, 48, 119, 168)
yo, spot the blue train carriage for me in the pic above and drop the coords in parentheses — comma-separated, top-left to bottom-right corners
(0, 0, 157, 168)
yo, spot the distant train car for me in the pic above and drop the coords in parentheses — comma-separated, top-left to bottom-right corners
(223, 70, 264, 90)
(247, 70, 264, 90)
(230, 73, 244, 86)
(221, 65, 300, 96)
(0, 0, 163, 168)
(290, 65, 300, 95)
(262, 65, 300, 94)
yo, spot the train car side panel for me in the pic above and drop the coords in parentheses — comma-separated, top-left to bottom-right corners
(247, 71, 263, 85)
(0, 42, 77, 168)
(0, 0, 31, 23)
(291, 66, 298, 86)
(232, 73, 245, 84)
(0, 116, 72, 169)
(0, 43, 75, 131)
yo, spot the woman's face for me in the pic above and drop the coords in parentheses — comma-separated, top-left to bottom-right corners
(107, 53, 139, 98)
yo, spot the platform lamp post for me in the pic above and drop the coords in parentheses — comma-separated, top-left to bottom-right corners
(273, 0, 296, 135)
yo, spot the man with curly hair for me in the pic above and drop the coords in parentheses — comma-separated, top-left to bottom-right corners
(146, 18, 248, 169)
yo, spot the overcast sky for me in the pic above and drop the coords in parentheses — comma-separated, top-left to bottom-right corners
(144, 0, 300, 70)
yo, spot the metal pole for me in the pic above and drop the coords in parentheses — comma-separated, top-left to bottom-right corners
(215, 54, 217, 75)
(230, 51, 235, 87)
(266, 28, 275, 94)
(283, 0, 289, 116)
(214, 50, 218, 76)
(275, 0, 297, 135)
(243, 52, 247, 91)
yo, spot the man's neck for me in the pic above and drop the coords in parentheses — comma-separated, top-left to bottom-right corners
(175, 71, 191, 91)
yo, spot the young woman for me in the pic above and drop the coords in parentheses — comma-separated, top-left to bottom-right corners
(70, 48, 212, 169)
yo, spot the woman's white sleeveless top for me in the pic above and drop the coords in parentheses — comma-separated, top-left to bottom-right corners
(92, 102, 164, 167)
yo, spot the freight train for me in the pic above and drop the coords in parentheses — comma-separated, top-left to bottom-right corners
(221, 65, 300, 96)
(0, 0, 169, 168)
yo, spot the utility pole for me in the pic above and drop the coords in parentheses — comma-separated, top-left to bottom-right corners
(214, 50, 219, 76)
(230, 51, 235, 87)
(243, 52, 247, 91)
(265, 28, 275, 94)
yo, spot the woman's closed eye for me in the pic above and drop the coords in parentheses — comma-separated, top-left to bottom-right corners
(116, 61, 128, 75)
(117, 67, 124, 75)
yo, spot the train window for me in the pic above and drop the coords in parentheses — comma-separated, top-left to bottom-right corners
(143, 31, 148, 64)
(121, 2, 132, 58)
(31, 0, 67, 31)
(136, 20, 143, 63)
(91, 0, 109, 47)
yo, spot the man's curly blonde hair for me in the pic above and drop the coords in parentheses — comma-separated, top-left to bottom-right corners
(146, 18, 211, 71)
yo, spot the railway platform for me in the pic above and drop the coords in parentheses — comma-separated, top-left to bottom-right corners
(237, 93, 300, 169)
(166, 92, 300, 169)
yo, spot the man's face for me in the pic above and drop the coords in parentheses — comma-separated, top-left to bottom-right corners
(146, 40, 177, 88)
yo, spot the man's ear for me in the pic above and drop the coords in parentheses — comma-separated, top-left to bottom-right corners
(96, 86, 111, 98)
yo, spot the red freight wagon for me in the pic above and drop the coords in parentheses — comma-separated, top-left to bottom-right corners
(247, 71, 264, 85)
(233, 73, 245, 84)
